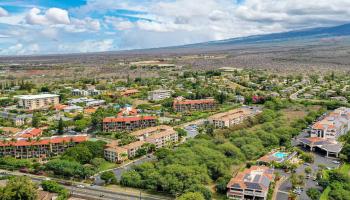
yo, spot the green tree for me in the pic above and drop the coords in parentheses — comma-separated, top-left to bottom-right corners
(177, 192, 205, 200)
(306, 188, 321, 200)
(100, 171, 117, 184)
(57, 118, 64, 135)
(32, 112, 40, 128)
(0, 176, 38, 200)
(41, 180, 69, 200)
(62, 146, 93, 164)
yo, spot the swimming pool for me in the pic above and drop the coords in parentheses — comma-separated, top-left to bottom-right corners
(273, 152, 288, 159)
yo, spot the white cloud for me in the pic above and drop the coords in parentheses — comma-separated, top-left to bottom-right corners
(26, 7, 70, 25)
(68, 17, 100, 32)
(58, 39, 114, 53)
(0, 43, 40, 55)
(0, 7, 8, 17)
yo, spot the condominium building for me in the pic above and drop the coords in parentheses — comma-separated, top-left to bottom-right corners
(173, 98, 216, 112)
(131, 125, 178, 148)
(299, 107, 350, 158)
(227, 166, 274, 200)
(0, 135, 87, 159)
(122, 141, 145, 158)
(104, 146, 128, 163)
(13, 128, 42, 138)
(310, 107, 350, 139)
(208, 107, 261, 128)
(148, 89, 172, 101)
(103, 116, 157, 132)
(0, 111, 33, 126)
(15, 94, 60, 110)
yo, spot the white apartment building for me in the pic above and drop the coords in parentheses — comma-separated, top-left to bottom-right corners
(15, 94, 60, 110)
(148, 89, 172, 101)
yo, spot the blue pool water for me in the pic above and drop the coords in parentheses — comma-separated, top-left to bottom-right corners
(273, 152, 288, 159)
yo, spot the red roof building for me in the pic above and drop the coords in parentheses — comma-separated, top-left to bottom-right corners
(103, 116, 157, 132)
(173, 98, 216, 112)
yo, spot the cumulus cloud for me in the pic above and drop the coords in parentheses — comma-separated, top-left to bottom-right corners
(0, 7, 8, 17)
(68, 18, 101, 32)
(0, 43, 40, 55)
(26, 7, 70, 25)
(58, 39, 114, 53)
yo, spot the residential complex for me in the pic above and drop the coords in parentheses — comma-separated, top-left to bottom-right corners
(208, 106, 261, 128)
(104, 125, 178, 162)
(102, 116, 157, 132)
(15, 94, 60, 110)
(310, 107, 350, 139)
(131, 125, 178, 148)
(104, 145, 128, 163)
(173, 98, 216, 112)
(0, 111, 33, 126)
(227, 166, 274, 200)
(148, 89, 172, 101)
(299, 107, 350, 157)
(0, 135, 87, 159)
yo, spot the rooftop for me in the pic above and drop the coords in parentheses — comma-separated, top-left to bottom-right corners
(15, 94, 59, 100)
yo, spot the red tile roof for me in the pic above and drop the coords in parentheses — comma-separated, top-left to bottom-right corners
(15, 128, 42, 138)
(174, 99, 215, 105)
(0, 135, 87, 147)
(103, 116, 156, 123)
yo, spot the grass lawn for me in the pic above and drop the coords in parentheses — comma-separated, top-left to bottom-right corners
(320, 187, 330, 200)
(339, 163, 350, 175)
(98, 161, 118, 171)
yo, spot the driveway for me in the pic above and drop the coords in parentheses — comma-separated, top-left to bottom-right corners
(276, 150, 340, 200)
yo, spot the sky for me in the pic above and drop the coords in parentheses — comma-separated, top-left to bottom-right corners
(0, 0, 350, 55)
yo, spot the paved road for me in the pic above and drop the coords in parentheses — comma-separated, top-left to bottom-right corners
(1, 170, 169, 200)
(94, 154, 156, 185)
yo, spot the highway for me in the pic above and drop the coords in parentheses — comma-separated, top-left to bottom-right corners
(1, 170, 172, 200)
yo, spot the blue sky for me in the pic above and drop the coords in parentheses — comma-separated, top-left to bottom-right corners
(0, 0, 350, 55)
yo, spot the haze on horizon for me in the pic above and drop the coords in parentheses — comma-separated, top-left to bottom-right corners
(1, 0, 350, 55)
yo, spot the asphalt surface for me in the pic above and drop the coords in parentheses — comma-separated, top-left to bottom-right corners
(94, 154, 156, 185)
(276, 125, 340, 200)
(1, 170, 169, 200)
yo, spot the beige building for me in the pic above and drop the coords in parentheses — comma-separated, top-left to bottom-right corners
(227, 166, 274, 200)
(130, 125, 178, 148)
(104, 146, 128, 163)
(148, 89, 172, 101)
(15, 94, 60, 110)
(208, 107, 261, 128)
(122, 141, 145, 158)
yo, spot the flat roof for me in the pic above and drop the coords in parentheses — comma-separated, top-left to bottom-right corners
(15, 94, 59, 100)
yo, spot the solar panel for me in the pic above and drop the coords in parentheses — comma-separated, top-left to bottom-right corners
(253, 175, 261, 182)
(245, 182, 262, 190)
(232, 183, 241, 188)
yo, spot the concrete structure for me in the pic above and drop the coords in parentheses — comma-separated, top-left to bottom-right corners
(0, 111, 33, 126)
(310, 107, 350, 139)
(15, 94, 59, 110)
(130, 125, 178, 148)
(63, 105, 83, 113)
(72, 89, 89, 96)
(299, 137, 342, 157)
(104, 145, 128, 163)
(208, 106, 261, 128)
(148, 89, 172, 101)
(122, 141, 145, 158)
(173, 98, 216, 112)
(13, 128, 42, 138)
(0, 135, 87, 158)
(227, 166, 274, 200)
(103, 116, 157, 132)
(299, 107, 350, 157)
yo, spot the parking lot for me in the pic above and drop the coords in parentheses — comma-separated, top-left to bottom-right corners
(276, 148, 340, 200)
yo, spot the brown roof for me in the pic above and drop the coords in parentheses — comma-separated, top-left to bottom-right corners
(122, 141, 145, 150)
(173, 99, 215, 105)
(130, 125, 174, 137)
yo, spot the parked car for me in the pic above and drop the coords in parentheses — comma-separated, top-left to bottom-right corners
(332, 160, 340, 164)
(77, 184, 85, 188)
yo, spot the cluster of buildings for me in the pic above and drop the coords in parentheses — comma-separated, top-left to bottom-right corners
(0, 127, 87, 159)
(227, 166, 275, 200)
(299, 107, 350, 157)
(207, 106, 261, 128)
(71, 89, 101, 96)
(104, 125, 178, 162)
(103, 116, 157, 132)
(15, 94, 60, 110)
(0, 111, 33, 126)
(147, 89, 172, 101)
(173, 97, 216, 112)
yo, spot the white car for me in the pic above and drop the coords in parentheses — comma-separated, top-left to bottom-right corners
(77, 184, 85, 188)
(332, 160, 340, 164)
